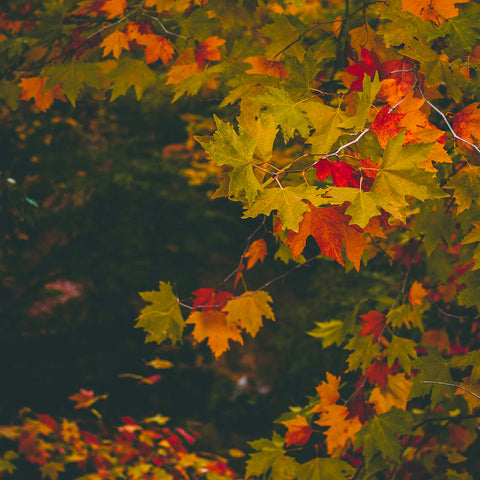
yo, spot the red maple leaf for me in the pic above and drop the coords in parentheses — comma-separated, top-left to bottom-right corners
(365, 360, 393, 389)
(315, 157, 359, 187)
(360, 311, 386, 341)
(192, 288, 233, 311)
(346, 48, 381, 92)
(370, 106, 405, 149)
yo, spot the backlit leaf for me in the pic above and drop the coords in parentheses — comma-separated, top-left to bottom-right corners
(100, 29, 129, 59)
(135, 281, 184, 345)
(223, 290, 274, 337)
(244, 239, 267, 270)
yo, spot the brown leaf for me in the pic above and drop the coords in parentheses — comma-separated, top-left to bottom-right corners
(243, 56, 289, 78)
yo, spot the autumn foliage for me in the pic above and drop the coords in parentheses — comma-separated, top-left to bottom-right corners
(2, 0, 480, 478)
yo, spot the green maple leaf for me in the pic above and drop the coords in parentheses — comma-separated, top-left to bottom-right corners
(44, 61, 100, 107)
(354, 408, 413, 466)
(412, 199, 455, 256)
(409, 347, 453, 407)
(445, 165, 480, 213)
(196, 115, 261, 204)
(297, 458, 355, 480)
(0, 80, 21, 110)
(308, 320, 343, 348)
(246, 432, 299, 479)
(305, 102, 346, 154)
(450, 350, 480, 383)
(172, 63, 224, 102)
(135, 282, 184, 345)
(371, 132, 447, 221)
(107, 57, 157, 101)
(242, 185, 327, 232)
(387, 335, 418, 374)
(439, 3, 480, 56)
(260, 14, 307, 61)
(345, 329, 378, 373)
(255, 87, 311, 141)
(458, 269, 480, 308)
(340, 74, 381, 132)
(323, 187, 382, 228)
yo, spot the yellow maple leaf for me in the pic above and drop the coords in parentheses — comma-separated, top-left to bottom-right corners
(315, 404, 362, 456)
(100, 29, 129, 59)
(222, 290, 275, 337)
(186, 310, 243, 357)
(401, 0, 468, 24)
(19, 77, 66, 111)
(368, 373, 412, 414)
(244, 239, 268, 270)
(101, 0, 127, 19)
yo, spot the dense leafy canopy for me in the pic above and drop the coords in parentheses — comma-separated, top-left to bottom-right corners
(2, 0, 480, 478)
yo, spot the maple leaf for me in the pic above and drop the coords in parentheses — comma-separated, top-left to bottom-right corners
(18, 77, 65, 112)
(370, 106, 405, 149)
(422, 329, 450, 352)
(408, 280, 428, 306)
(401, 0, 468, 25)
(312, 372, 341, 412)
(196, 36, 225, 68)
(192, 288, 233, 311)
(100, 29, 129, 59)
(354, 408, 413, 466)
(244, 239, 267, 270)
(285, 204, 381, 271)
(40, 462, 65, 480)
(297, 458, 355, 480)
(345, 48, 381, 92)
(360, 311, 386, 341)
(315, 404, 363, 456)
(282, 415, 312, 447)
(369, 373, 413, 414)
(166, 48, 202, 87)
(135, 281, 184, 345)
(365, 360, 393, 388)
(243, 56, 289, 78)
(386, 335, 418, 373)
(135, 33, 174, 65)
(243, 185, 326, 232)
(186, 310, 243, 358)
(379, 57, 419, 106)
(68, 389, 108, 409)
(101, 0, 127, 19)
(315, 157, 359, 187)
(453, 102, 480, 148)
(222, 290, 275, 336)
(445, 165, 480, 212)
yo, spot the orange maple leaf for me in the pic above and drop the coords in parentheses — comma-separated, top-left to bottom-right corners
(311, 372, 341, 413)
(282, 414, 312, 447)
(243, 56, 289, 78)
(196, 36, 226, 68)
(315, 403, 362, 456)
(101, 0, 127, 19)
(401, 0, 468, 24)
(166, 48, 201, 86)
(135, 33, 174, 65)
(408, 281, 428, 306)
(19, 77, 66, 111)
(186, 310, 243, 358)
(68, 389, 108, 409)
(370, 106, 405, 149)
(422, 329, 450, 352)
(100, 29, 129, 59)
(453, 102, 480, 149)
(285, 205, 385, 271)
(244, 239, 267, 270)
